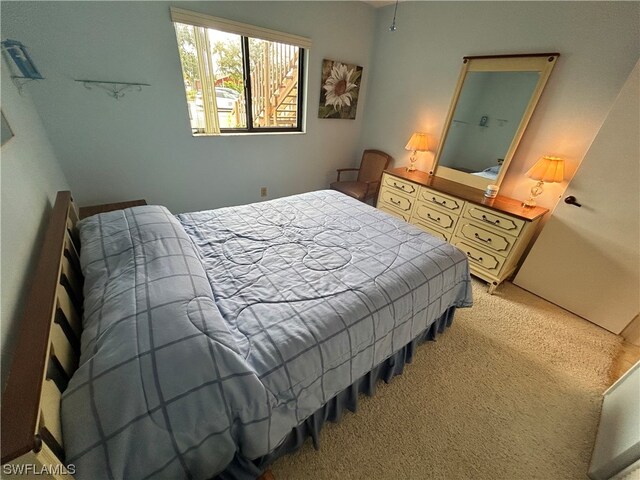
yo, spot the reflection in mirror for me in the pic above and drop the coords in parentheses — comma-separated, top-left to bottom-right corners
(438, 71, 540, 180)
(432, 54, 559, 191)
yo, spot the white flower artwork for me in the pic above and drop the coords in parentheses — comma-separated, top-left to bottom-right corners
(318, 59, 363, 119)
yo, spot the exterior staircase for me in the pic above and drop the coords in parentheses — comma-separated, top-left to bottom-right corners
(251, 43, 299, 127)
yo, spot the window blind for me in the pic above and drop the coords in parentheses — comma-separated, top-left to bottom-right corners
(170, 7, 312, 49)
(193, 24, 220, 134)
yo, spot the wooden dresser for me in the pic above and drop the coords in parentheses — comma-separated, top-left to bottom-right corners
(377, 167, 548, 293)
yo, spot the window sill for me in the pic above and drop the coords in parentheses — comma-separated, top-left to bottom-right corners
(192, 131, 306, 137)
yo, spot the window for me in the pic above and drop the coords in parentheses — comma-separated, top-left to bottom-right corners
(171, 8, 310, 135)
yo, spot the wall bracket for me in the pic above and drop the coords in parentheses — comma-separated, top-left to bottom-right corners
(10, 76, 41, 95)
(75, 80, 151, 100)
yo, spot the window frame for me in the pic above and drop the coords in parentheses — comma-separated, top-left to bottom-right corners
(171, 7, 310, 135)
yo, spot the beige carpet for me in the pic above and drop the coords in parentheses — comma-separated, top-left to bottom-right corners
(270, 280, 622, 480)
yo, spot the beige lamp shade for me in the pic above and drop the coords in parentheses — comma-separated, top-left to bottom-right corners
(405, 132, 430, 152)
(526, 155, 565, 183)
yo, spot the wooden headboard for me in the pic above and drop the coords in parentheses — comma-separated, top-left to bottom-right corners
(1, 191, 82, 478)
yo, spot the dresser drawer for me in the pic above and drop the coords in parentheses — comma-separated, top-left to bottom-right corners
(379, 187, 415, 214)
(418, 187, 464, 214)
(379, 205, 411, 222)
(412, 201, 458, 232)
(411, 220, 451, 242)
(455, 220, 516, 257)
(463, 204, 525, 236)
(452, 239, 505, 273)
(382, 174, 418, 197)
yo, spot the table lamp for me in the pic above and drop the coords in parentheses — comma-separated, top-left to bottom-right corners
(523, 155, 564, 207)
(405, 132, 429, 172)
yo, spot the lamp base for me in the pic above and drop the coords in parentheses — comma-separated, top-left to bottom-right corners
(406, 152, 417, 172)
(522, 180, 545, 208)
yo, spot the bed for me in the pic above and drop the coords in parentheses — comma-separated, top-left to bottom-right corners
(1, 190, 472, 479)
(471, 164, 500, 180)
(470, 158, 505, 181)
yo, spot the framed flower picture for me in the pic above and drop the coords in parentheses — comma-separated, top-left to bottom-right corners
(318, 59, 363, 120)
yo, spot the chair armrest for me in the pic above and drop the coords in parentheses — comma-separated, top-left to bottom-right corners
(336, 168, 360, 182)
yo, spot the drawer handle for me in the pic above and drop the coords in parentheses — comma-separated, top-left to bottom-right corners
(481, 214, 500, 225)
(427, 213, 441, 223)
(466, 251, 483, 262)
(431, 197, 447, 207)
(474, 232, 492, 243)
(389, 197, 410, 211)
(392, 182, 415, 194)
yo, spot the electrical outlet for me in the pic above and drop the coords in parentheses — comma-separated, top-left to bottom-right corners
(260, 187, 267, 198)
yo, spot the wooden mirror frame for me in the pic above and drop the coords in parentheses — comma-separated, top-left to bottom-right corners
(431, 53, 559, 191)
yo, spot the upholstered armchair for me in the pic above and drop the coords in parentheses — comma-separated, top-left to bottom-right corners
(330, 149, 393, 204)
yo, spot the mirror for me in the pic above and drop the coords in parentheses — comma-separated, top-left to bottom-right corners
(432, 54, 558, 190)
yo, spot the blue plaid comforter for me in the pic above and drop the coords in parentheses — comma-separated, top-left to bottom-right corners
(61, 190, 472, 479)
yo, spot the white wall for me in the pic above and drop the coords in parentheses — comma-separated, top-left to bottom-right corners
(5, 2, 638, 215)
(360, 1, 640, 210)
(0, 58, 70, 387)
(0, 1, 376, 213)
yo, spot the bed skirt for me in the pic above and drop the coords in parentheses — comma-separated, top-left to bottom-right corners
(217, 306, 457, 480)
